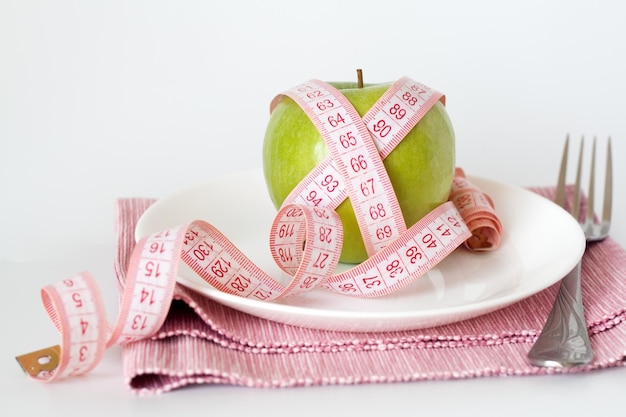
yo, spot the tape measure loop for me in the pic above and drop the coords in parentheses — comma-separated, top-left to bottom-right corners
(22, 271, 109, 382)
(277, 204, 344, 296)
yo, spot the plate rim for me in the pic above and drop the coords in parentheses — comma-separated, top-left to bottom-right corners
(135, 171, 585, 331)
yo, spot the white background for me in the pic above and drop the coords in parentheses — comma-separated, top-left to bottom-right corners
(1, 1, 625, 416)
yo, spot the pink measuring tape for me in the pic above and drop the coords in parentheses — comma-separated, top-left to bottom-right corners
(16, 76, 502, 383)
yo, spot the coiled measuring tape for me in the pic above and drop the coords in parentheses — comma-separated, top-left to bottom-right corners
(16, 77, 501, 383)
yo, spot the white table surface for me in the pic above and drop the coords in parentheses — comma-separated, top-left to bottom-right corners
(2, 1, 625, 415)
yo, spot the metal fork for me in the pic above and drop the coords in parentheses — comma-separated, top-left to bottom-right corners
(527, 135, 613, 368)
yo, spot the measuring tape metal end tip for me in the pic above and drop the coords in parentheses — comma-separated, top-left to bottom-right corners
(16, 344, 60, 378)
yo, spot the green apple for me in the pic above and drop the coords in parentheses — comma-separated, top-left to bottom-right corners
(262, 81, 455, 264)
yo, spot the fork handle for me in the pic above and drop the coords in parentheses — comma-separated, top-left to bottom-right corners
(527, 261, 594, 367)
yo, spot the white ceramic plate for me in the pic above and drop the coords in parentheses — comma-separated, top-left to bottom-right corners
(135, 170, 585, 332)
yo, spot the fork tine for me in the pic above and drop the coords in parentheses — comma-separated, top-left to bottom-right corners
(586, 137, 597, 224)
(555, 134, 569, 208)
(571, 136, 584, 221)
(602, 137, 613, 230)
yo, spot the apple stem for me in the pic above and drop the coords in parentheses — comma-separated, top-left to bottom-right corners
(357, 69, 363, 88)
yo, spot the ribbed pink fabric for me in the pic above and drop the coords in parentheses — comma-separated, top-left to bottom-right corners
(116, 187, 626, 395)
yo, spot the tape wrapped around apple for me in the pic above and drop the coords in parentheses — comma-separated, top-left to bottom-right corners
(262, 74, 456, 264)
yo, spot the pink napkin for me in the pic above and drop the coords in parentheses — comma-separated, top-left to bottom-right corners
(116, 188, 626, 395)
